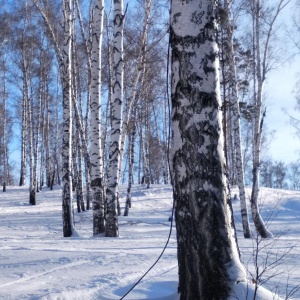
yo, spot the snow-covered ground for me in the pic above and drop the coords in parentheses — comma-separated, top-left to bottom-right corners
(0, 184, 299, 299)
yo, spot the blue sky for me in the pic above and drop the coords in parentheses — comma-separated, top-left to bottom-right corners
(265, 55, 300, 164)
(7, 50, 300, 182)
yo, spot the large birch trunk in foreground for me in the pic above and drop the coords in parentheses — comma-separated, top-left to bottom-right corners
(105, 0, 124, 237)
(90, 0, 105, 235)
(61, 0, 74, 237)
(170, 1, 246, 298)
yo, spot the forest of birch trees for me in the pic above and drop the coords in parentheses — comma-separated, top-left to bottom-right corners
(0, 0, 299, 239)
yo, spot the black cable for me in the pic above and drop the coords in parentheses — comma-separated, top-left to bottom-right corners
(119, 10, 175, 300)
(119, 190, 175, 300)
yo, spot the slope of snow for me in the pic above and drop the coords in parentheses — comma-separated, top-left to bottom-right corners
(0, 185, 299, 299)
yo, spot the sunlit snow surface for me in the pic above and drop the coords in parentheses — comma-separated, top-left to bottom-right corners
(0, 185, 299, 299)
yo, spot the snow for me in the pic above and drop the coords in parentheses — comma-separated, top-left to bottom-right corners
(0, 185, 299, 299)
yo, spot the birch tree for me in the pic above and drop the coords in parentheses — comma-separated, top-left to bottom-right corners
(119, 0, 152, 180)
(1, 51, 7, 192)
(90, 0, 106, 235)
(61, 0, 74, 237)
(124, 108, 137, 216)
(221, 0, 251, 238)
(249, 0, 290, 238)
(19, 36, 29, 187)
(74, 0, 93, 210)
(0, 14, 9, 191)
(105, 0, 125, 237)
(29, 51, 43, 205)
(170, 0, 246, 298)
(32, 0, 75, 236)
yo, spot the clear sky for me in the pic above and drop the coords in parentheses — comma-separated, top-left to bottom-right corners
(265, 55, 300, 164)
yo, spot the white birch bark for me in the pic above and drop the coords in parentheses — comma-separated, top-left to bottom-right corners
(144, 101, 151, 188)
(2, 58, 7, 192)
(105, 0, 125, 237)
(118, 0, 152, 178)
(250, 0, 288, 239)
(170, 0, 246, 298)
(223, 0, 251, 238)
(124, 107, 137, 216)
(28, 78, 34, 204)
(52, 84, 60, 189)
(103, 12, 113, 175)
(76, 130, 85, 211)
(85, 7, 94, 211)
(19, 54, 28, 187)
(72, 31, 85, 213)
(30, 58, 43, 205)
(46, 102, 51, 188)
(39, 107, 45, 190)
(152, 101, 167, 185)
(250, 0, 271, 238)
(33, 0, 82, 236)
(163, 95, 169, 184)
(73, 0, 92, 209)
(138, 117, 144, 184)
(90, 0, 105, 235)
(61, 0, 74, 237)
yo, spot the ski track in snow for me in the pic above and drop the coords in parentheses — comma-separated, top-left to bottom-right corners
(0, 260, 90, 288)
(0, 185, 299, 299)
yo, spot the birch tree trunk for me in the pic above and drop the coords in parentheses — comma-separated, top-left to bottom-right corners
(163, 95, 169, 185)
(71, 31, 85, 213)
(144, 101, 151, 188)
(19, 54, 29, 187)
(77, 135, 85, 212)
(44, 74, 51, 190)
(30, 58, 43, 205)
(61, 0, 74, 237)
(118, 0, 152, 178)
(39, 89, 45, 191)
(223, 0, 251, 238)
(52, 85, 60, 189)
(170, 1, 246, 298)
(124, 109, 137, 216)
(74, 0, 92, 210)
(249, 0, 288, 239)
(138, 116, 144, 184)
(152, 101, 167, 185)
(46, 100, 51, 188)
(2, 58, 7, 192)
(105, 0, 125, 237)
(28, 78, 34, 204)
(89, 0, 105, 235)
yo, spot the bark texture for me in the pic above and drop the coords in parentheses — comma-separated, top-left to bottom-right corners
(223, 0, 251, 238)
(90, 0, 105, 235)
(2, 58, 7, 192)
(105, 0, 125, 237)
(19, 54, 29, 187)
(61, 0, 74, 237)
(250, 0, 273, 239)
(170, 1, 246, 299)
